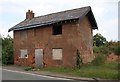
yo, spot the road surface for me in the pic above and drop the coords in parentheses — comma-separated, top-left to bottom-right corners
(2, 69, 72, 80)
(2, 69, 88, 82)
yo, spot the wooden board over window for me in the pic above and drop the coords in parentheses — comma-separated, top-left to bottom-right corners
(52, 49, 62, 60)
(20, 49, 28, 58)
(20, 30, 27, 39)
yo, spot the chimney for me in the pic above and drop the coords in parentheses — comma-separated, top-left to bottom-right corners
(26, 10, 34, 20)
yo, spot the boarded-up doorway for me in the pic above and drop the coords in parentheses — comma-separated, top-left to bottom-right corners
(35, 49, 43, 68)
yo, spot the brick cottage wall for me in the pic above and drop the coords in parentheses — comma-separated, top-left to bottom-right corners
(77, 16, 94, 63)
(13, 16, 94, 67)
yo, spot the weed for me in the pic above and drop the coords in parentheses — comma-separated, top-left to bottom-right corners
(24, 66, 33, 71)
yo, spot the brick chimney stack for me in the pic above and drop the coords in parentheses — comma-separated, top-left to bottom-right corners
(26, 10, 34, 20)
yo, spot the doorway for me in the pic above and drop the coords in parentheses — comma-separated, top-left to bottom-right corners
(35, 49, 43, 68)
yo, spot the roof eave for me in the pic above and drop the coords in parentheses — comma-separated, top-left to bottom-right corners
(87, 9, 98, 29)
(8, 18, 79, 32)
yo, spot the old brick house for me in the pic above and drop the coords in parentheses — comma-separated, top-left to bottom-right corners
(8, 6, 98, 68)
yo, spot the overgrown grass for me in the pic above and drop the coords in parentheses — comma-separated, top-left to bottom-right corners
(40, 52, 118, 80)
(40, 62, 118, 80)
(77, 62, 118, 79)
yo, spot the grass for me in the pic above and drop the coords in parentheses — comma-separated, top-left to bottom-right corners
(40, 62, 118, 80)
(24, 66, 33, 71)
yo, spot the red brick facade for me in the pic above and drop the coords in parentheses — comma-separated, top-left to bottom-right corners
(13, 16, 94, 67)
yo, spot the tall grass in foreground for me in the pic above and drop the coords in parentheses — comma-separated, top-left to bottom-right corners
(41, 61, 118, 80)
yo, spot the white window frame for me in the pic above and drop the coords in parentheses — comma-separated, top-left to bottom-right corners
(20, 49, 28, 58)
(52, 48, 62, 60)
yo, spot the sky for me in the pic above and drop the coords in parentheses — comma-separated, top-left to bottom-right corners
(0, 0, 119, 41)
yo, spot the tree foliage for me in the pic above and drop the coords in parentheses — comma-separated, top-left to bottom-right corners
(93, 40, 120, 55)
(93, 33, 107, 47)
(2, 35, 14, 65)
(113, 41, 120, 56)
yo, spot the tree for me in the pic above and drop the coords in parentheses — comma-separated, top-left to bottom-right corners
(93, 33, 107, 47)
(2, 35, 14, 65)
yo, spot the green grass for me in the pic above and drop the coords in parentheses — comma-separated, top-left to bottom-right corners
(24, 66, 33, 71)
(40, 62, 118, 80)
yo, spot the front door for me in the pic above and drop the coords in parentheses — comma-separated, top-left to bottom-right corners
(35, 49, 43, 68)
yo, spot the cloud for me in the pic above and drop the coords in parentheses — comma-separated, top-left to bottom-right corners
(0, 26, 12, 38)
(0, 0, 119, 41)
(92, 2, 118, 41)
(94, 17, 118, 41)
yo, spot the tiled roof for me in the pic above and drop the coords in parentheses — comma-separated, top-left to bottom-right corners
(8, 6, 98, 32)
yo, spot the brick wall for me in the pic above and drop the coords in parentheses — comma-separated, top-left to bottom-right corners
(77, 16, 94, 63)
(14, 16, 94, 67)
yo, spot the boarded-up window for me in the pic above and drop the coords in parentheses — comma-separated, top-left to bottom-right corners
(52, 49, 62, 60)
(20, 49, 28, 58)
(20, 30, 27, 39)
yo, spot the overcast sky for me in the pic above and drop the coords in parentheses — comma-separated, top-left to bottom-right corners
(0, 0, 119, 41)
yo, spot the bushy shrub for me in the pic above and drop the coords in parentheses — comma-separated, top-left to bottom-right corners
(93, 41, 120, 56)
(113, 45, 120, 56)
(2, 35, 14, 65)
(93, 46, 109, 54)
(91, 54, 106, 66)
(106, 41, 118, 54)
